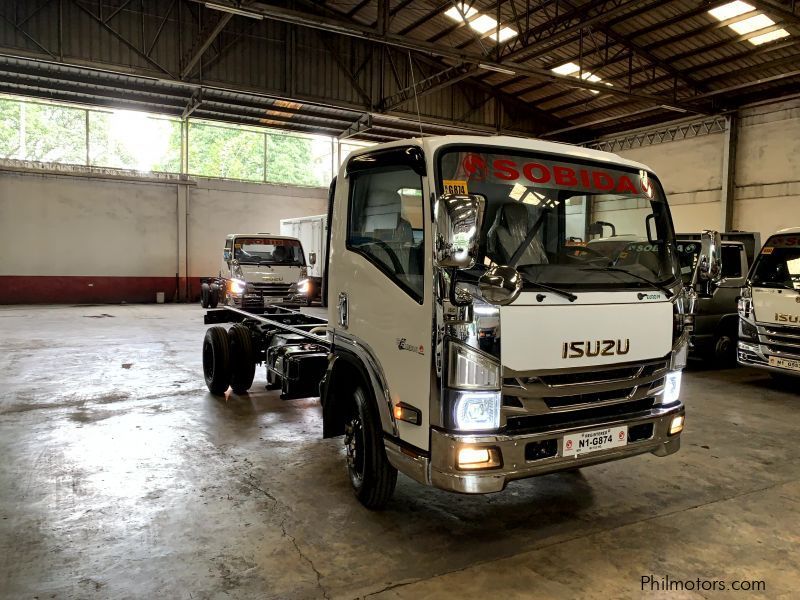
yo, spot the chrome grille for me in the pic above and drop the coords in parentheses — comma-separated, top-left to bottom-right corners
(251, 282, 292, 296)
(758, 323, 800, 359)
(502, 357, 669, 417)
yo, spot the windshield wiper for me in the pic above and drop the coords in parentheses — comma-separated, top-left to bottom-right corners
(580, 266, 674, 299)
(518, 272, 578, 302)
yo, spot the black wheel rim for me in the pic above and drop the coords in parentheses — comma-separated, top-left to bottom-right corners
(344, 416, 365, 484)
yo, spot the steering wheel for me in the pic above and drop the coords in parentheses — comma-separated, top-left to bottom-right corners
(360, 238, 405, 275)
(563, 245, 608, 263)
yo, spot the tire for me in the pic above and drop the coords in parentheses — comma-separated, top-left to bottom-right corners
(209, 284, 220, 309)
(201, 283, 210, 308)
(712, 333, 736, 367)
(228, 324, 256, 394)
(344, 386, 397, 509)
(203, 326, 230, 395)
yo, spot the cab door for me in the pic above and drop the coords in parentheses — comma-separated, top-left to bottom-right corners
(328, 147, 432, 451)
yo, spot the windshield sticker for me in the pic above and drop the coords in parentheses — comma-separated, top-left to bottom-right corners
(458, 153, 653, 197)
(762, 247, 774, 254)
(442, 179, 468, 195)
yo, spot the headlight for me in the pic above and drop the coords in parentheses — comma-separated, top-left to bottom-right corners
(737, 286, 752, 318)
(229, 279, 246, 294)
(740, 319, 757, 341)
(297, 278, 310, 294)
(448, 341, 500, 390)
(662, 371, 682, 404)
(452, 391, 501, 431)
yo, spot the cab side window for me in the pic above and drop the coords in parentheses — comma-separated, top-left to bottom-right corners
(347, 166, 425, 302)
(721, 245, 743, 278)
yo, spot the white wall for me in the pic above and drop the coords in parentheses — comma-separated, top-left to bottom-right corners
(188, 178, 328, 280)
(733, 99, 800, 239)
(614, 129, 724, 234)
(0, 166, 328, 303)
(606, 97, 800, 241)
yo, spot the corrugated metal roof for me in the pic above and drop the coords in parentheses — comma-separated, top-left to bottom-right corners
(0, 0, 797, 141)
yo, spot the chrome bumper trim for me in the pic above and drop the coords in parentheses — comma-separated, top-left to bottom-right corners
(427, 404, 684, 494)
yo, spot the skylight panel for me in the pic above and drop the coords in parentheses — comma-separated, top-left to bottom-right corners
(749, 28, 790, 45)
(469, 14, 498, 34)
(493, 27, 518, 43)
(708, 1, 754, 21)
(551, 62, 581, 75)
(729, 13, 774, 34)
(580, 72, 602, 83)
(444, 3, 478, 21)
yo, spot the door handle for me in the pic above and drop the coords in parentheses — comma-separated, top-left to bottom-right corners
(337, 292, 349, 329)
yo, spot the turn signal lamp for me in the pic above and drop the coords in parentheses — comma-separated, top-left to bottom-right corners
(393, 402, 421, 425)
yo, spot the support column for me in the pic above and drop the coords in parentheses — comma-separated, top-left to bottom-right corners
(720, 114, 738, 232)
(176, 184, 189, 302)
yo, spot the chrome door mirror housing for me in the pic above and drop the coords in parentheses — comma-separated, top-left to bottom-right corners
(434, 193, 484, 269)
(478, 264, 523, 306)
(308, 252, 317, 266)
(693, 230, 722, 296)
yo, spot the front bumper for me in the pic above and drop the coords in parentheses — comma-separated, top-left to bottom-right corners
(738, 340, 800, 377)
(417, 403, 683, 494)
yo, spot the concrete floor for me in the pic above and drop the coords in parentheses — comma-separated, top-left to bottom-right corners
(1, 304, 798, 599)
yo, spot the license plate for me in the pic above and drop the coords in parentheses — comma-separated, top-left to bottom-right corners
(562, 426, 628, 457)
(768, 356, 800, 372)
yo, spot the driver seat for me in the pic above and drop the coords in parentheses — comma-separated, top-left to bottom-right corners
(486, 202, 548, 266)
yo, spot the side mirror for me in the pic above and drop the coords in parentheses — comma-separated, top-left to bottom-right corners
(308, 252, 317, 266)
(693, 230, 722, 295)
(478, 265, 522, 306)
(434, 193, 484, 269)
(223, 250, 232, 262)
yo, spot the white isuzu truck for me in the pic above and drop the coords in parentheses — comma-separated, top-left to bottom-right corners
(200, 136, 720, 509)
(200, 233, 308, 310)
(737, 228, 800, 379)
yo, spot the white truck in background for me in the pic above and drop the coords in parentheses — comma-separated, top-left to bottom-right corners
(737, 228, 800, 380)
(280, 214, 328, 306)
(200, 233, 308, 310)
(200, 136, 721, 509)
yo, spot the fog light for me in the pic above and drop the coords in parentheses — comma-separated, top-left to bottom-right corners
(456, 446, 501, 470)
(669, 415, 684, 436)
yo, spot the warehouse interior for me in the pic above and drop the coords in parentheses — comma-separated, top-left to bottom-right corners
(1, 0, 799, 598)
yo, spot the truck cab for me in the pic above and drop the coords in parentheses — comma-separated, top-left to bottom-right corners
(319, 136, 718, 505)
(204, 234, 307, 310)
(676, 232, 760, 363)
(738, 228, 800, 379)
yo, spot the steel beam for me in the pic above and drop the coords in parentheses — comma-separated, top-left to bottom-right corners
(720, 114, 738, 232)
(181, 12, 233, 79)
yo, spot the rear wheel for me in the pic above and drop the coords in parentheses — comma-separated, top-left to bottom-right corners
(228, 324, 256, 394)
(203, 326, 230, 395)
(200, 283, 210, 308)
(344, 386, 397, 509)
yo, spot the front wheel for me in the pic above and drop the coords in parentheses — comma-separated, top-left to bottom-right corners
(344, 386, 397, 509)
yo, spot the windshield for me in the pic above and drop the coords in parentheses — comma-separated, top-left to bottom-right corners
(438, 148, 679, 290)
(233, 237, 305, 266)
(751, 235, 800, 291)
